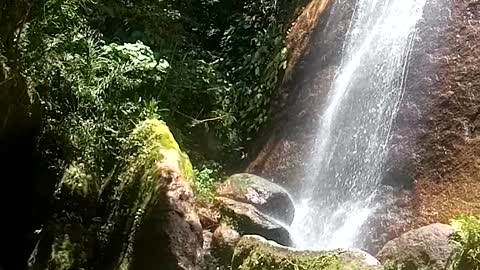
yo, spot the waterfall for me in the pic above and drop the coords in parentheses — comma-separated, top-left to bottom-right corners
(290, 0, 427, 249)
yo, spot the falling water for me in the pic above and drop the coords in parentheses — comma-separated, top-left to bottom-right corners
(290, 0, 427, 249)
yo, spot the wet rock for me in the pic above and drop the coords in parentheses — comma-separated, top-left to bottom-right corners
(232, 235, 380, 270)
(217, 196, 292, 246)
(217, 173, 295, 225)
(376, 223, 455, 270)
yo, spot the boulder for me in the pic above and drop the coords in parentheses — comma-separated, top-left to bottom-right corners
(28, 119, 203, 270)
(376, 223, 455, 270)
(217, 196, 293, 246)
(232, 235, 380, 270)
(217, 173, 295, 225)
(128, 119, 203, 270)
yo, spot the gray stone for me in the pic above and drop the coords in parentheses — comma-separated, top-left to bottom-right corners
(376, 223, 455, 270)
(217, 196, 293, 246)
(217, 173, 295, 225)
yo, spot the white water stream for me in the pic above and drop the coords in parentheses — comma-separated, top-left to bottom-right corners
(290, 0, 427, 249)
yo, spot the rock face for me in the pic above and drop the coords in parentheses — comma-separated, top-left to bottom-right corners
(126, 120, 203, 270)
(232, 235, 380, 270)
(218, 173, 295, 225)
(217, 196, 292, 246)
(28, 119, 203, 270)
(376, 223, 455, 270)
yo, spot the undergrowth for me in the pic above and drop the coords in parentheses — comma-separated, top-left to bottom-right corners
(193, 161, 224, 202)
(449, 215, 480, 270)
(19, 0, 305, 204)
(14, 0, 313, 268)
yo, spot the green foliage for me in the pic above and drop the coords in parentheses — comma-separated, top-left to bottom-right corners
(19, 0, 309, 268)
(382, 261, 402, 270)
(193, 161, 223, 201)
(220, 1, 288, 134)
(21, 0, 298, 178)
(449, 215, 480, 270)
(21, 0, 172, 187)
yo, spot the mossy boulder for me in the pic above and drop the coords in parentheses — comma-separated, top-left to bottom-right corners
(28, 119, 202, 270)
(231, 235, 380, 270)
(218, 173, 295, 225)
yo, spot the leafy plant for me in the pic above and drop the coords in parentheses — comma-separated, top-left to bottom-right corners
(193, 161, 223, 201)
(449, 215, 480, 270)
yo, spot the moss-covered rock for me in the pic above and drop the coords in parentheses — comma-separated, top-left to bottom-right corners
(28, 119, 202, 270)
(231, 235, 380, 270)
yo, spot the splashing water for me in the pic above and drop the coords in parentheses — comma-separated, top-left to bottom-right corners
(289, 0, 427, 249)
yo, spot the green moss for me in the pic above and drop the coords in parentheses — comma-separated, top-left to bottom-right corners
(99, 118, 195, 268)
(230, 174, 255, 195)
(231, 237, 379, 270)
(30, 119, 195, 270)
(127, 119, 193, 181)
(233, 241, 340, 270)
(236, 249, 341, 270)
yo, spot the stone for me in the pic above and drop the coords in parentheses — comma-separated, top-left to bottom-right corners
(217, 173, 295, 225)
(202, 230, 214, 268)
(232, 235, 380, 270)
(129, 120, 203, 270)
(210, 225, 241, 266)
(376, 223, 455, 270)
(203, 230, 214, 253)
(213, 225, 241, 249)
(28, 119, 203, 270)
(217, 196, 293, 246)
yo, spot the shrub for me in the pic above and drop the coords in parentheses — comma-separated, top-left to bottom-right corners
(449, 215, 480, 270)
(193, 161, 223, 201)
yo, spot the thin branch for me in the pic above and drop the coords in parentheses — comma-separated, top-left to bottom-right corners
(174, 110, 225, 127)
(190, 116, 225, 127)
